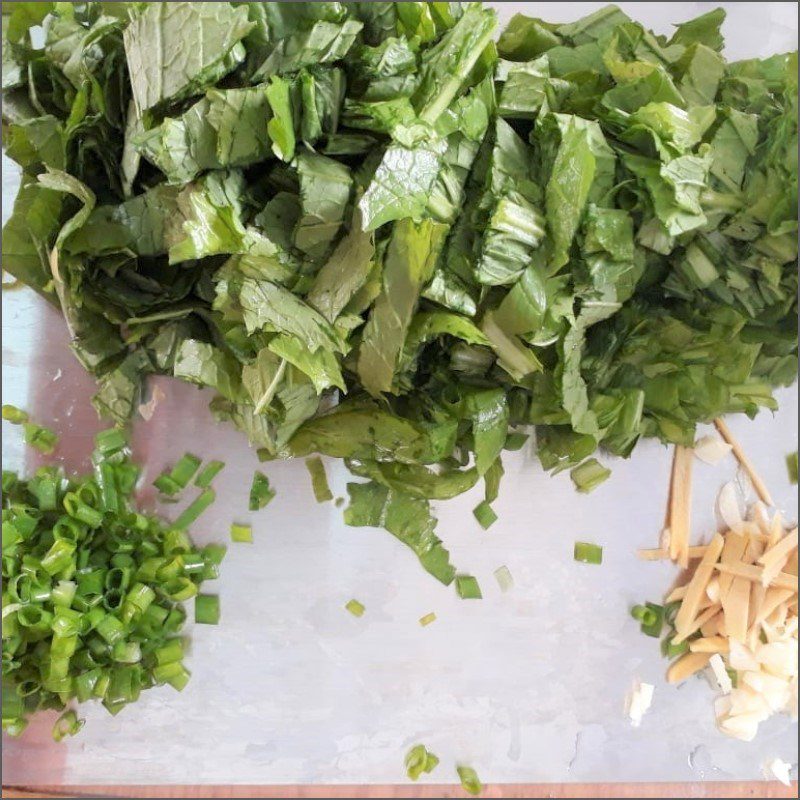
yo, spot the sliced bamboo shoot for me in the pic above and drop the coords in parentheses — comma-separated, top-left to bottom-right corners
(667, 651, 712, 683)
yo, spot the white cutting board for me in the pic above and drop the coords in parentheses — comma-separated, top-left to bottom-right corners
(2, 2, 797, 787)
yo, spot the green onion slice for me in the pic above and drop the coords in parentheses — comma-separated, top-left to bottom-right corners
(573, 541, 603, 565)
(455, 575, 482, 600)
(305, 456, 333, 503)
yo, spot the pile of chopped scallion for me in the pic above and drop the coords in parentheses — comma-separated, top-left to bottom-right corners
(1, 427, 225, 739)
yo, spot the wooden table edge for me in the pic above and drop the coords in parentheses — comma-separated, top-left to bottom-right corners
(3, 782, 798, 799)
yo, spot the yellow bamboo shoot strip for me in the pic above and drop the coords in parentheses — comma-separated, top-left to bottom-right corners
(767, 512, 784, 547)
(668, 445, 694, 568)
(718, 533, 748, 600)
(760, 530, 797, 587)
(689, 635, 729, 654)
(748, 588, 795, 634)
(667, 652, 712, 683)
(674, 603, 722, 644)
(748, 581, 767, 629)
(714, 562, 798, 592)
(701, 613, 723, 638)
(637, 546, 708, 561)
(713, 418, 773, 507)
(758, 528, 798, 569)
(722, 576, 750, 643)
(674, 534, 725, 637)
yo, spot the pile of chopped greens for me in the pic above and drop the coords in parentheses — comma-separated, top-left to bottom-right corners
(2, 2, 797, 585)
(1, 428, 225, 737)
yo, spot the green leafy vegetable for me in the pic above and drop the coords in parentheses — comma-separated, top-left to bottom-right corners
(1, 2, 797, 586)
(249, 471, 275, 511)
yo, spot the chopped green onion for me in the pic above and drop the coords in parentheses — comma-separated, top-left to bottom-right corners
(154, 453, 202, 495)
(570, 458, 611, 494)
(195, 460, 225, 488)
(419, 612, 437, 627)
(494, 565, 513, 593)
(305, 456, 333, 503)
(155, 639, 184, 666)
(152, 661, 190, 691)
(172, 488, 215, 530)
(153, 474, 181, 495)
(786, 451, 798, 484)
(248, 470, 275, 511)
(23, 423, 58, 454)
(94, 428, 127, 457)
(632, 602, 664, 638)
(573, 541, 603, 565)
(455, 575, 482, 600)
(230, 523, 253, 543)
(663, 601, 681, 625)
(405, 744, 439, 780)
(52, 710, 83, 742)
(503, 431, 529, 451)
(456, 765, 482, 796)
(661, 636, 689, 658)
(195, 594, 220, 625)
(1, 427, 224, 737)
(345, 599, 365, 617)
(472, 500, 497, 530)
(2, 404, 29, 424)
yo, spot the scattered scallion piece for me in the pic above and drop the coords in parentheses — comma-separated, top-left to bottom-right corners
(456, 765, 482, 796)
(249, 470, 275, 511)
(305, 456, 333, 503)
(786, 451, 798, 485)
(494, 566, 513, 593)
(172, 488, 215, 530)
(52, 709, 83, 742)
(195, 594, 220, 625)
(419, 612, 436, 627)
(195, 460, 225, 488)
(345, 599, 365, 618)
(570, 458, 611, 494)
(230, 523, 253, 543)
(2, 404, 29, 424)
(455, 575, 482, 600)
(23, 422, 58, 454)
(405, 744, 439, 780)
(632, 602, 664, 638)
(1, 429, 224, 737)
(154, 453, 202, 495)
(573, 541, 603, 565)
(661, 636, 689, 658)
(472, 501, 497, 530)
